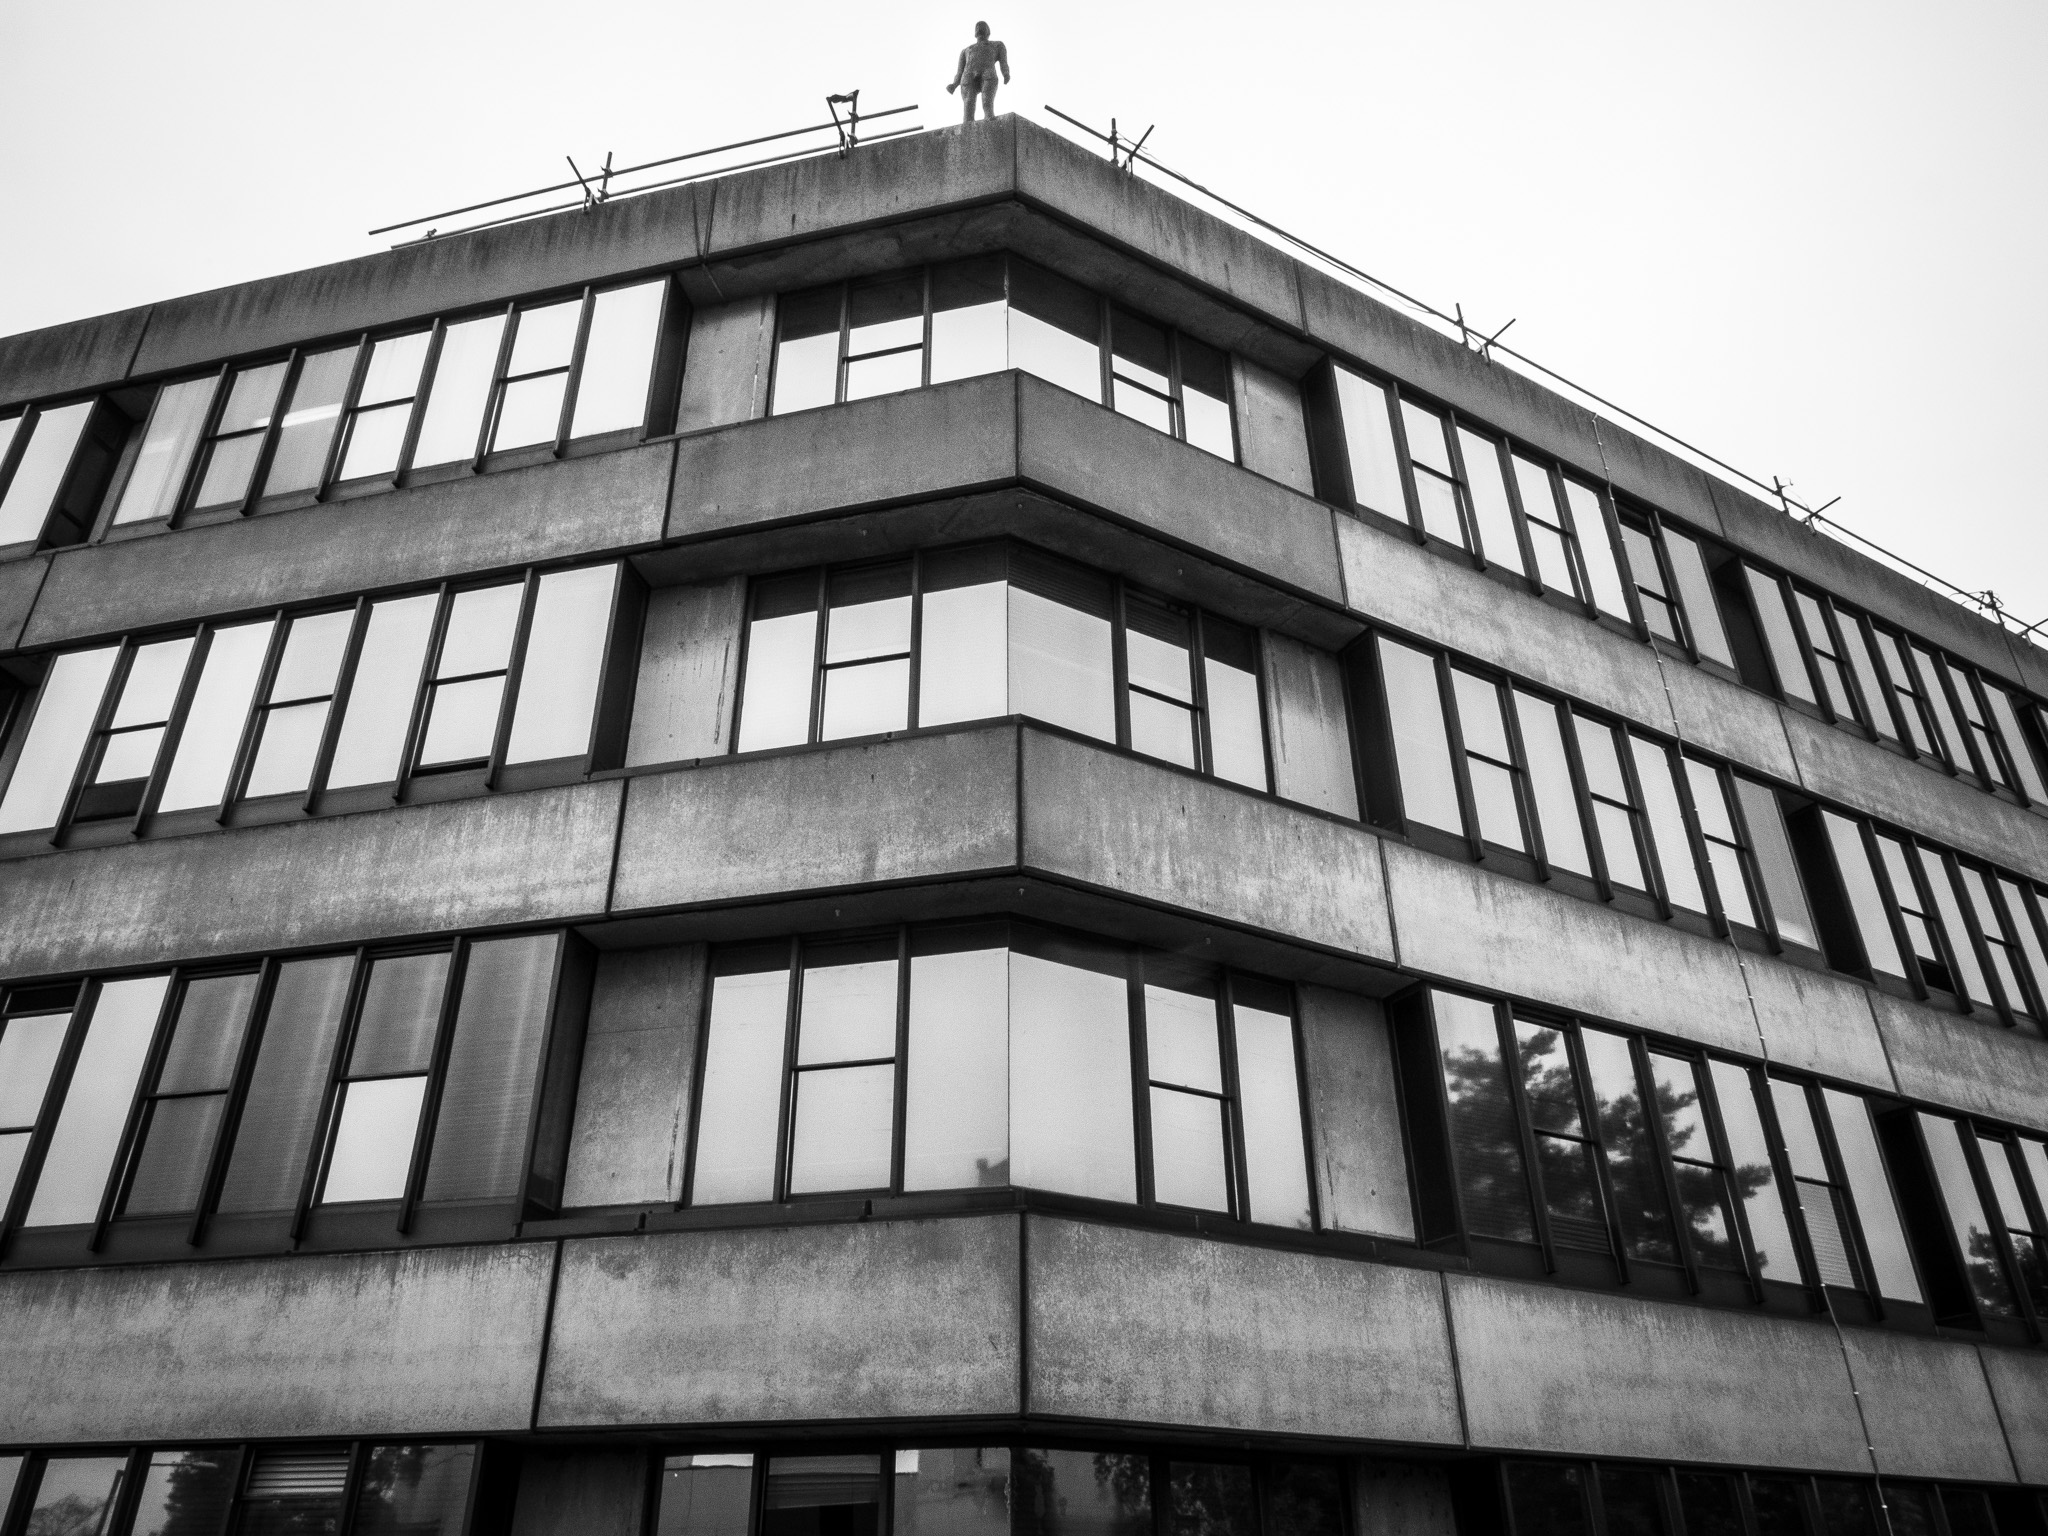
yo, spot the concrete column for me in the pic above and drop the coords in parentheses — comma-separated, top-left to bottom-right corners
(1298, 985, 1414, 1240)
(625, 577, 746, 767)
(674, 296, 775, 433)
(1263, 632, 1359, 818)
(1232, 357, 1315, 496)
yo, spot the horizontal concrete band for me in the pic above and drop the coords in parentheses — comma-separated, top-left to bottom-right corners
(1, 724, 2041, 1133)
(0, 1215, 2037, 1482)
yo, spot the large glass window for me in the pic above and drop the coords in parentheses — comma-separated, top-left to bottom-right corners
(687, 921, 1312, 1229)
(0, 400, 99, 547)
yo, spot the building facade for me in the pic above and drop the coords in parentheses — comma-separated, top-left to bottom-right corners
(0, 114, 2043, 1536)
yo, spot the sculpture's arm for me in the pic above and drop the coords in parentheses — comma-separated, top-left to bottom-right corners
(948, 47, 968, 90)
(997, 41, 1011, 81)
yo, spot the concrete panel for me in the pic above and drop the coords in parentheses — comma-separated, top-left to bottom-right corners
(1381, 842, 1897, 1091)
(1838, 1329, 2017, 1483)
(669, 372, 1019, 541)
(1019, 729, 1394, 964)
(1017, 375, 1346, 606)
(0, 1243, 552, 1442)
(1658, 653, 1804, 786)
(612, 729, 1020, 914)
(509, 1451, 648, 1536)
(625, 577, 744, 767)
(1778, 705, 2048, 884)
(1869, 989, 2048, 1136)
(539, 1216, 1020, 1427)
(674, 297, 773, 434)
(1233, 357, 1315, 496)
(1978, 1344, 2048, 1485)
(1024, 1216, 1462, 1445)
(24, 444, 673, 649)
(0, 780, 622, 978)
(0, 551, 49, 653)
(561, 945, 707, 1209)
(0, 307, 152, 410)
(1262, 632, 1360, 819)
(1445, 1272, 1868, 1470)
(1298, 986, 1413, 1239)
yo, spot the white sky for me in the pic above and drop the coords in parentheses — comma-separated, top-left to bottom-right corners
(1, 0, 2042, 633)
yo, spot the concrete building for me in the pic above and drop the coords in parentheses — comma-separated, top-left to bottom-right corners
(0, 114, 2044, 1536)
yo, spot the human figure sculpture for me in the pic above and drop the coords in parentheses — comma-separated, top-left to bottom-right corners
(948, 22, 1010, 124)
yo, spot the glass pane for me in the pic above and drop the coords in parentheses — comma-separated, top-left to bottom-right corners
(1822, 813, 1906, 978)
(1630, 735, 1707, 912)
(1661, 528, 1735, 666)
(1009, 577, 1115, 742)
(1921, 1113, 2018, 1315)
(0, 402, 92, 544)
(1129, 691, 1197, 768)
(798, 953, 898, 1064)
(1451, 671, 1509, 758)
(338, 401, 411, 483)
(1433, 990, 1534, 1242)
(1111, 377, 1173, 434)
(1165, 1463, 1255, 1536)
(893, 1448, 1010, 1536)
(1648, 1052, 1739, 1269)
(438, 577, 522, 680)
(1234, 1000, 1310, 1229)
(1596, 1466, 1668, 1536)
(352, 1445, 475, 1536)
(115, 378, 215, 525)
(1378, 639, 1460, 834)
(216, 956, 355, 1213)
(123, 1093, 227, 1215)
(657, 1458, 754, 1536)
(1398, 400, 1452, 479)
(192, 431, 265, 511)
(411, 312, 506, 467)
(1143, 982, 1221, 1092)
(507, 564, 617, 764)
(1009, 945, 1135, 1202)
(1837, 618, 1895, 743)
(1012, 1449, 1151, 1536)
(1502, 1461, 1588, 1536)
(904, 946, 1009, 1190)
(1745, 569, 1816, 704)
(1560, 481, 1628, 618)
(94, 725, 164, 787)
(1456, 428, 1522, 573)
(130, 1448, 243, 1536)
(264, 610, 350, 705)
(1581, 1028, 1677, 1263)
(1513, 691, 1590, 876)
(1203, 654, 1265, 791)
(507, 298, 581, 376)
(1514, 457, 1579, 593)
(241, 1450, 348, 1536)
(739, 607, 819, 751)
(0, 645, 119, 832)
(847, 274, 923, 356)
(0, 1134, 24, 1211)
(692, 967, 789, 1204)
(357, 331, 431, 407)
(917, 579, 1007, 726)
(490, 374, 566, 452)
(821, 659, 910, 739)
(322, 1075, 427, 1202)
(1918, 850, 1990, 1003)
(244, 700, 330, 798)
(421, 933, 559, 1202)
(1512, 1019, 1582, 1135)
(1332, 368, 1405, 518)
(763, 1455, 881, 1536)
(349, 952, 450, 1077)
(1125, 597, 1192, 702)
(25, 975, 169, 1226)
(262, 345, 358, 496)
(1674, 1473, 1745, 1536)
(789, 1062, 895, 1192)
(1149, 1086, 1230, 1211)
(1748, 1479, 1806, 1536)
(419, 676, 504, 766)
(1812, 1479, 1875, 1536)
(1181, 353, 1233, 461)
(156, 972, 260, 1095)
(930, 257, 1009, 385)
(0, 1011, 69, 1127)
(1962, 867, 2027, 1010)
(1007, 260, 1101, 401)
(1795, 593, 1853, 717)
(215, 361, 288, 434)
(323, 593, 437, 789)
(1259, 1463, 1344, 1536)
(25, 1457, 129, 1536)
(1879, 1487, 1938, 1536)
(111, 637, 193, 728)
(826, 569, 912, 664)
(846, 348, 923, 402)
(772, 288, 842, 413)
(1110, 310, 1170, 394)
(1623, 525, 1678, 642)
(1736, 780, 1818, 949)
(1987, 686, 2048, 801)
(1709, 1059, 1800, 1279)
(1937, 1491, 1999, 1536)
(572, 281, 664, 437)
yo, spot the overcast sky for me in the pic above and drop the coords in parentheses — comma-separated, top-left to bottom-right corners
(2, 1, 2042, 636)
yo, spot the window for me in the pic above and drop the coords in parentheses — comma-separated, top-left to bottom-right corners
(0, 398, 121, 549)
(0, 983, 76, 1221)
(1912, 1113, 2027, 1333)
(0, 933, 581, 1259)
(1572, 716, 1651, 895)
(0, 562, 631, 845)
(1869, 627, 1941, 756)
(108, 278, 671, 526)
(732, 543, 1273, 792)
(769, 256, 1237, 460)
(1448, 669, 1529, 853)
(685, 921, 1313, 1230)
(1944, 661, 2014, 791)
(1790, 589, 1864, 726)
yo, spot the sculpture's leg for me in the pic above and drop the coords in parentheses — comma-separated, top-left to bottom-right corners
(961, 81, 978, 124)
(979, 78, 999, 119)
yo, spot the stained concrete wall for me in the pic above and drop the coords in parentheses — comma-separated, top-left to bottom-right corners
(1232, 357, 1315, 496)
(561, 944, 707, 1209)
(1298, 986, 1413, 1240)
(1867, 989, 2048, 1138)
(674, 296, 774, 434)
(1263, 632, 1359, 819)
(0, 1244, 554, 1443)
(625, 577, 745, 766)
(538, 1217, 1021, 1428)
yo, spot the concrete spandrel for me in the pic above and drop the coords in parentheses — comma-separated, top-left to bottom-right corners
(1975, 1344, 2048, 1484)
(1836, 1328, 2018, 1483)
(1869, 988, 2048, 1138)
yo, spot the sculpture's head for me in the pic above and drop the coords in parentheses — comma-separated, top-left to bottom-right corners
(975, 20, 990, 37)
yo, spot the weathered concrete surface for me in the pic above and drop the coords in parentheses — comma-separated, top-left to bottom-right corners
(1025, 1216, 1461, 1445)
(1263, 632, 1360, 818)
(1778, 705, 2048, 885)
(509, 1451, 648, 1536)
(612, 729, 1019, 914)
(1869, 990, 2048, 1137)
(675, 296, 774, 434)
(24, 443, 672, 649)
(0, 1244, 552, 1442)
(1020, 729, 1394, 964)
(0, 781, 621, 977)
(1233, 356, 1316, 496)
(625, 577, 745, 767)
(0, 307, 151, 411)
(1837, 1328, 2017, 1483)
(1380, 841, 1896, 1091)
(539, 1217, 1020, 1427)
(561, 945, 707, 1209)
(0, 551, 49, 653)
(1977, 1344, 2048, 1484)
(1298, 986, 1413, 1239)
(1446, 1273, 1868, 1469)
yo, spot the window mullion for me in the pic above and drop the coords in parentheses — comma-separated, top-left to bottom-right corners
(1960, 1126, 2041, 1339)
(1612, 735, 1671, 919)
(394, 320, 449, 482)
(834, 284, 852, 406)
(472, 304, 520, 471)
(918, 267, 935, 390)
(772, 936, 802, 1203)
(289, 946, 372, 1242)
(396, 939, 470, 1235)
(1633, 1037, 1703, 1296)
(888, 927, 911, 1196)
(1497, 677, 1546, 875)
(1558, 711, 1616, 901)
(1435, 657, 1484, 862)
(806, 569, 828, 745)
(186, 956, 281, 1248)
(1187, 612, 1215, 778)
(1128, 957, 1154, 1207)
(1695, 1056, 1768, 1303)
(1215, 973, 1249, 1221)
(219, 613, 291, 821)
(317, 335, 375, 500)
(1383, 386, 1428, 546)
(393, 584, 456, 795)
(1564, 1024, 1631, 1284)
(0, 997, 89, 1253)
(1811, 1088, 1888, 1320)
(237, 347, 301, 517)
(906, 555, 926, 733)
(1111, 579, 1133, 752)
(1753, 1072, 1824, 1296)
(1667, 753, 1725, 935)
(1494, 1003, 1558, 1273)
(484, 571, 542, 790)
(304, 598, 373, 812)
(52, 639, 136, 844)
(137, 625, 213, 832)
(553, 288, 598, 456)
(0, 404, 34, 502)
(87, 973, 183, 1252)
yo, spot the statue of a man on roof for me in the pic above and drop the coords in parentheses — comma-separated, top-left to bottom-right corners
(948, 22, 1010, 124)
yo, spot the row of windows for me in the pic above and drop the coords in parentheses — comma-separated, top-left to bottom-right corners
(0, 561, 632, 847)
(1307, 358, 2048, 823)
(0, 278, 674, 552)
(0, 932, 581, 1264)
(0, 1443, 483, 1536)
(1485, 1457, 2041, 1536)
(768, 255, 1237, 461)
